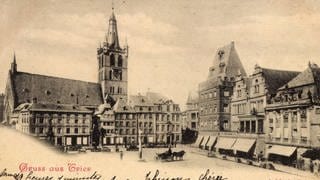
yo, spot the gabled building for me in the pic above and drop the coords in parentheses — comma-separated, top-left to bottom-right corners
(229, 65, 299, 157)
(265, 63, 320, 164)
(198, 41, 247, 135)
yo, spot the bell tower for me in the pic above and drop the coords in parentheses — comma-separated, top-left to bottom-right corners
(97, 7, 129, 102)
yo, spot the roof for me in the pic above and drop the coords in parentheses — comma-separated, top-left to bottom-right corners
(146, 92, 168, 104)
(207, 41, 247, 80)
(260, 68, 300, 94)
(128, 94, 153, 107)
(15, 103, 92, 113)
(113, 98, 135, 112)
(279, 63, 320, 89)
(12, 71, 103, 106)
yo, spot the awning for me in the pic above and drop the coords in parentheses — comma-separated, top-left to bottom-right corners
(200, 136, 210, 147)
(205, 136, 217, 149)
(215, 137, 237, 150)
(193, 135, 204, 147)
(267, 145, 297, 157)
(233, 138, 256, 153)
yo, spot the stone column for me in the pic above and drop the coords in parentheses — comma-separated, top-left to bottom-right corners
(288, 110, 292, 143)
(297, 109, 301, 144)
(280, 110, 284, 143)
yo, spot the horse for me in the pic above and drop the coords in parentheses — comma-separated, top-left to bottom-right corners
(156, 151, 172, 160)
(172, 150, 186, 160)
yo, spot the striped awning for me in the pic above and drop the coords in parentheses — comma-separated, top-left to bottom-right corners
(233, 138, 256, 153)
(193, 135, 204, 147)
(205, 136, 217, 149)
(267, 145, 297, 157)
(215, 137, 237, 150)
(200, 136, 210, 147)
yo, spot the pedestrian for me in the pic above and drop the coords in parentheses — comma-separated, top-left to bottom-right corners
(120, 151, 123, 160)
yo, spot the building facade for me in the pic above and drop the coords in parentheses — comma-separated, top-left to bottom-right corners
(265, 63, 320, 164)
(229, 65, 299, 156)
(198, 41, 247, 135)
(183, 91, 199, 131)
(14, 103, 92, 148)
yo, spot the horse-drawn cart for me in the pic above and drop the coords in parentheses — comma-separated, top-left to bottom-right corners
(155, 150, 186, 162)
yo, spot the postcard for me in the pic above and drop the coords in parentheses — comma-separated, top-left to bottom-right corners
(0, 0, 320, 179)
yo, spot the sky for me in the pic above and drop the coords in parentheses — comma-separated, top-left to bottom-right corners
(1, 0, 320, 108)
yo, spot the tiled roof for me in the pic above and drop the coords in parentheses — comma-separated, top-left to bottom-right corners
(146, 92, 168, 104)
(128, 94, 154, 107)
(261, 68, 300, 94)
(12, 72, 103, 106)
(16, 103, 92, 113)
(279, 63, 320, 89)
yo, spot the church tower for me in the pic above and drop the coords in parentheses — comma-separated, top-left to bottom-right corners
(97, 7, 129, 103)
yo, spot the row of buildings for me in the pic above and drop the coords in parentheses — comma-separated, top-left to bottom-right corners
(2, 9, 182, 149)
(183, 41, 320, 164)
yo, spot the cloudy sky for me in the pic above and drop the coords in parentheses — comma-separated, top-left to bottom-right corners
(1, 0, 320, 107)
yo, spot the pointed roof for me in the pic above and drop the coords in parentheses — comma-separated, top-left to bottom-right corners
(279, 63, 320, 90)
(13, 52, 16, 64)
(207, 41, 247, 80)
(106, 9, 120, 49)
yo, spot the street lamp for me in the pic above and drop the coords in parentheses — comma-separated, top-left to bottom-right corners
(138, 128, 143, 160)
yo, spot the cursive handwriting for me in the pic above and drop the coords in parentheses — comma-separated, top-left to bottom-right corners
(57, 171, 101, 180)
(146, 169, 191, 180)
(199, 169, 227, 180)
(0, 168, 23, 180)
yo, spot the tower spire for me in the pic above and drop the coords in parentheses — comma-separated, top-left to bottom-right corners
(106, 0, 120, 49)
(11, 51, 17, 74)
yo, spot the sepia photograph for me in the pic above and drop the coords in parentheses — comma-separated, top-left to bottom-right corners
(1, 0, 320, 179)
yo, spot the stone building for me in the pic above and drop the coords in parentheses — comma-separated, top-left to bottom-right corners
(265, 63, 320, 164)
(198, 41, 247, 135)
(183, 90, 199, 131)
(229, 65, 299, 157)
(14, 103, 92, 147)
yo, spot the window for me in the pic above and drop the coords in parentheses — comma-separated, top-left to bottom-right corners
(237, 89, 241, 97)
(74, 128, 78, 134)
(213, 91, 217, 97)
(82, 128, 86, 133)
(57, 128, 61, 134)
(110, 54, 115, 66)
(254, 85, 260, 93)
(109, 70, 112, 80)
(66, 128, 70, 134)
(224, 91, 230, 97)
(118, 55, 123, 67)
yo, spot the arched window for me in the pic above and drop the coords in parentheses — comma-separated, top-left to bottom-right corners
(110, 54, 115, 66)
(118, 55, 123, 67)
(101, 56, 104, 67)
(109, 70, 112, 80)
